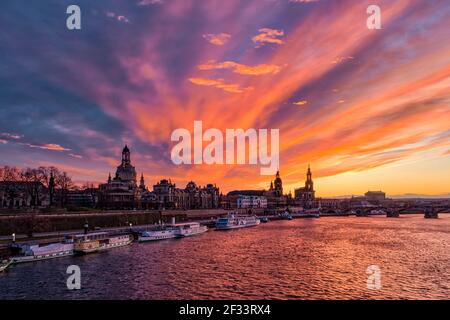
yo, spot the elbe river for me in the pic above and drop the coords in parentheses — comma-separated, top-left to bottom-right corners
(0, 215, 449, 299)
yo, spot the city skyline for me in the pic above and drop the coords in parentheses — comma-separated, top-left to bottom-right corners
(1, 0, 449, 197)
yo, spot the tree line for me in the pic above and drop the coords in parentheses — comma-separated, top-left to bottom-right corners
(0, 165, 75, 208)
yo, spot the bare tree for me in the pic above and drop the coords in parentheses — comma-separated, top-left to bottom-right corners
(37, 166, 59, 188)
(1, 166, 20, 181)
(1, 166, 21, 208)
(55, 171, 75, 207)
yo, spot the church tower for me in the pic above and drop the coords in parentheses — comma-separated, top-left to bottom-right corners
(115, 145, 137, 183)
(139, 173, 146, 190)
(305, 165, 314, 192)
(274, 170, 283, 196)
(122, 145, 131, 166)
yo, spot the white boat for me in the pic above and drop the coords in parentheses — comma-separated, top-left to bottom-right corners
(73, 232, 133, 254)
(215, 214, 260, 230)
(174, 222, 208, 238)
(0, 259, 12, 272)
(138, 226, 178, 242)
(11, 240, 74, 264)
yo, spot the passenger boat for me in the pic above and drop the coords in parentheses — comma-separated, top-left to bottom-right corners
(11, 239, 74, 264)
(138, 226, 178, 242)
(0, 259, 12, 272)
(174, 222, 208, 238)
(73, 232, 133, 254)
(215, 214, 260, 230)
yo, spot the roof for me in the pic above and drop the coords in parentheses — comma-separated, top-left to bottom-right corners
(227, 190, 265, 196)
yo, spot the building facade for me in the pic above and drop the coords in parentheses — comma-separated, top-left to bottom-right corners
(294, 165, 316, 208)
(98, 146, 220, 210)
(98, 146, 147, 209)
(364, 191, 386, 202)
(0, 181, 49, 209)
(225, 171, 287, 209)
(152, 179, 220, 209)
(236, 195, 268, 209)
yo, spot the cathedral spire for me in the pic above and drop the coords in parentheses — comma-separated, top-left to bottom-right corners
(122, 145, 131, 166)
(139, 173, 145, 189)
(305, 165, 313, 191)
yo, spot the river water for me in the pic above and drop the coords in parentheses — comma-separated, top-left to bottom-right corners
(0, 215, 449, 299)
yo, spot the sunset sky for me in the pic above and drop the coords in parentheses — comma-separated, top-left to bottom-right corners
(0, 0, 449, 197)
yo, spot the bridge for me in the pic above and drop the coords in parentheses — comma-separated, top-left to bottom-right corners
(317, 204, 450, 219)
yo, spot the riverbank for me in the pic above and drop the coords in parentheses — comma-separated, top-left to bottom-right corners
(0, 207, 300, 238)
(0, 209, 234, 237)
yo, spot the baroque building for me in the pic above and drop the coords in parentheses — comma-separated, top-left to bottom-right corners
(98, 146, 147, 209)
(152, 179, 220, 209)
(98, 145, 220, 210)
(225, 171, 287, 209)
(294, 165, 316, 208)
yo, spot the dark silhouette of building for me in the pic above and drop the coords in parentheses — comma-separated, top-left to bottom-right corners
(98, 146, 143, 209)
(98, 145, 220, 210)
(294, 165, 316, 208)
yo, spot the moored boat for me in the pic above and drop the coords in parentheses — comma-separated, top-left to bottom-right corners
(11, 239, 74, 264)
(215, 214, 260, 230)
(138, 226, 178, 242)
(73, 232, 133, 254)
(174, 222, 208, 238)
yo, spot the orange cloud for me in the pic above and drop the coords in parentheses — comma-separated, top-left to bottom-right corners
(202, 33, 231, 45)
(198, 60, 282, 75)
(188, 77, 253, 93)
(252, 28, 284, 46)
(23, 143, 71, 151)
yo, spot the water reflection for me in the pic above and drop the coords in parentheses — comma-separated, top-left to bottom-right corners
(0, 215, 449, 299)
